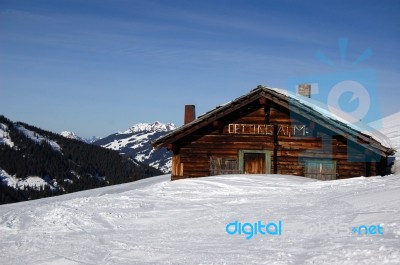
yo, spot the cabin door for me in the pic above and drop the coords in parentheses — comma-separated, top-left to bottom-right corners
(239, 150, 271, 174)
(244, 153, 265, 174)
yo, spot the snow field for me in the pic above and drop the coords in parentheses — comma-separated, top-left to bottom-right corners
(1, 174, 399, 264)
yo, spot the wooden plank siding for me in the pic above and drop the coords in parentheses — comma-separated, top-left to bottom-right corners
(171, 102, 380, 180)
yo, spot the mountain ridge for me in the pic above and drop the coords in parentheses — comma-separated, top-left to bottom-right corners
(0, 115, 162, 204)
(122, 121, 176, 134)
(93, 121, 176, 173)
(59, 131, 100, 143)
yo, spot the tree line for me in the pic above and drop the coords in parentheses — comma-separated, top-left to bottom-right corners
(0, 115, 162, 204)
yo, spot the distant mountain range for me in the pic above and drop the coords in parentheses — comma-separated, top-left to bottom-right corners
(92, 122, 176, 173)
(59, 131, 99, 143)
(60, 122, 176, 173)
(0, 115, 162, 204)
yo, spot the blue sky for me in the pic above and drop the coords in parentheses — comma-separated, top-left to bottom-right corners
(1, 0, 399, 138)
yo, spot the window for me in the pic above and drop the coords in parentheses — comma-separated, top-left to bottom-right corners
(210, 157, 240, 176)
(304, 160, 337, 180)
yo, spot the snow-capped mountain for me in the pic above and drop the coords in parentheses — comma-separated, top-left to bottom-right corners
(59, 131, 99, 143)
(59, 122, 175, 172)
(84, 135, 100, 144)
(60, 130, 82, 141)
(123, 122, 176, 133)
(93, 121, 176, 173)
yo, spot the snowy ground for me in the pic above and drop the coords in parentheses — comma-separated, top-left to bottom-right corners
(1, 173, 399, 265)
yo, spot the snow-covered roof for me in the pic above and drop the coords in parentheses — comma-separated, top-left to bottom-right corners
(267, 87, 393, 149)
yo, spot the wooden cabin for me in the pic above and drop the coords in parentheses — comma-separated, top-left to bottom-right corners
(152, 86, 394, 181)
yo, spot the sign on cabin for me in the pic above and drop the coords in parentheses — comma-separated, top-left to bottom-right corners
(228, 123, 310, 136)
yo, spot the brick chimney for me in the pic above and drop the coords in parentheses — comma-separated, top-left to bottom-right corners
(184, 105, 196, 124)
(298, 84, 311, 98)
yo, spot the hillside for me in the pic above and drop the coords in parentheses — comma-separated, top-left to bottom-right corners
(0, 173, 399, 264)
(93, 122, 176, 173)
(370, 112, 400, 174)
(0, 115, 162, 204)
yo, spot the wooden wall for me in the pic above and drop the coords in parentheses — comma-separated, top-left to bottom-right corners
(171, 99, 381, 180)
